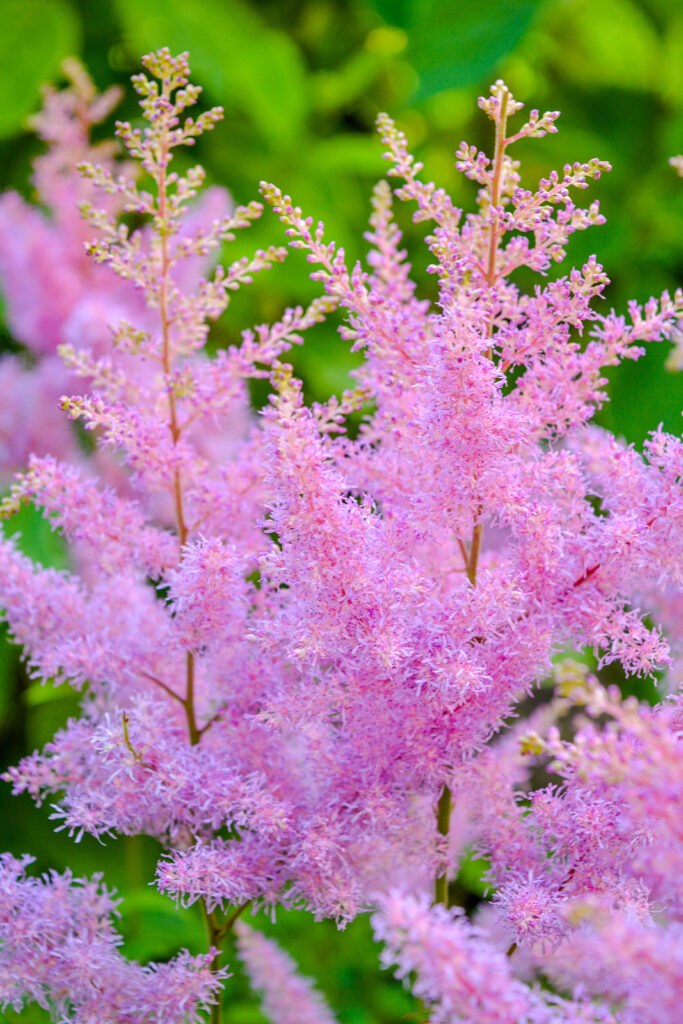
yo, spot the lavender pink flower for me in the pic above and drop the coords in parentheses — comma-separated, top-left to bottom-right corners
(0, 50, 681, 1022)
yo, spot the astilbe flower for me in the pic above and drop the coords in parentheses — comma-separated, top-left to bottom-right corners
(458, 668, 683, 1020)
(0, 58, 230, 477)
(541, 679, 683, 917)
(234, 921, 338, 1024)
(538, 906, 683, 1024)
(259, 78, 681, 902)
(372, 890, 609, 1023)
(0, 853, 225, 1022)
(0, 51, 681, 1022)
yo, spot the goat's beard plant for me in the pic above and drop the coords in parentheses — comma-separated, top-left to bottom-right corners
(0, 48, 682, 1024)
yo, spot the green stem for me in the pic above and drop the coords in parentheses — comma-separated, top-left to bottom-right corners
(486, 87, 509, 289)
(156, 79, 222, 1017)
(467, 521, 483, 586)
(434, 784, 452, 906)
(200, 899, 251, 1024)
(432, 97, 508, 904)
(216, 900, 251, 941)
(201, 902, 224, 1024)
(435, 513, 483, 903)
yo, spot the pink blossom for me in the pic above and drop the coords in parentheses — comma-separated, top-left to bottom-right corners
(0, 51, 681, 1022)
(235, 922, 338, 1024)
(373, 890, 609, 1023)
(0, 854, 225, 1022)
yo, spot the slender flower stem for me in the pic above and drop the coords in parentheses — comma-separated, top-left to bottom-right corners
(486, 87, 510, 290)
(139, 669, 184, 704)
(121, 711, 143, 763)
(154, 79, 200, 753)
(201, 904, 226, 1024)
(157, 125, 188, 549)
(432, 98, 509, 906)
(155, 74, 221, 1020)
(434, 784, 452, 905)
(184, 651, 200, 746)
(434, 508, 484, 906)
(200, 899, 251, 1024)
(216, 900, 251, 941)
(467, 518, 483, 587)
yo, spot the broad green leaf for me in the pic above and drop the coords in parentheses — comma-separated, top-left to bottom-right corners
(26, 692, 81, 752)
(308, 134, 385, 176)
(224, 1001, 268, 1024)
(114, 0, 308, 151)
(400, 0, 545, 98)
(2, 1004, 51, 1023)
(541, 0, 660, 92)
(366, 0, 412, 27)
(0, 0, 80, 138)
(296, 342, 362, 401)
(602, 343, 683, 447)
(457, 849, 489, 896)
(311, 50, 388, 114)
(120, 888, 205, 960)
(23, 679, 74, 707)
(5, 502, 70, 570)
(0, 625, 20, 727)
(659, 16, 683, 106)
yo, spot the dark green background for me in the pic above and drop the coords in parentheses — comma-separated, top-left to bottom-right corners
(0, 1, 681, 1021)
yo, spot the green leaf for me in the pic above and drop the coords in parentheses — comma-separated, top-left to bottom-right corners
(224, 1001, 267, 1024)
(366, 0, 412, 28)
(2, 1003, 52, 1023)
(114, 0, 308, 151)
(0, 0, 80, 138)
(0, 625, 20, 728)
(23, 679, 74, 707)
(311, 51, 387, 114)
(119, 888, 205, 960)
(5, 502, 70, 570)
(402, 0, 545, 98)
(541, 0, 660, 93)
(308, 134, 385, 176)
(457, 849, 489, 896)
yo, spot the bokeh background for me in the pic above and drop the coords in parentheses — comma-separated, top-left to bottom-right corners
(0, 1, 681, 1021)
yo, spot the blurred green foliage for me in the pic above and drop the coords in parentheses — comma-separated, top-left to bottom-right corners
(0, 1, 681, 1021)
(0, 1, 80, 139)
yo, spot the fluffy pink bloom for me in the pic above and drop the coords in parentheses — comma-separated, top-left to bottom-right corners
(373, 891, 609, 1023)
(538, 904, 683, 1024)
(0, 854, 225, 1022)
(0, 51, 681, 1020)
(0, 60, 232, 478)
(235, 921, 338, 1024)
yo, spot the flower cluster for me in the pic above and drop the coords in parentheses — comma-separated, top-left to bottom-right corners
(234, 922, 338, 1024)
(0, 58, 230, 479)
(0, 51, 681, 1023)
(373, 890, 611, 1023)
(0, 853, 224, 1022)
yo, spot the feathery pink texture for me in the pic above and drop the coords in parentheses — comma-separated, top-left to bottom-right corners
(373, 891, 609, 1023)
(459, 673, 683, 1017)
(235, 922, 337, 1024)
(0, 52, 681, 1020)
(0, 854, 224, 1022)
(0, 59, 231, 477)
(539, 907, 683, 1024)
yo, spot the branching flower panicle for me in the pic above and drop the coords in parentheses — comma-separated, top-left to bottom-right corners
(0, 55, 681, 1024)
